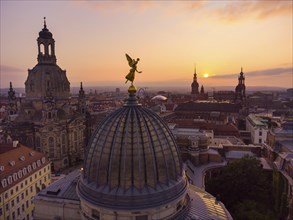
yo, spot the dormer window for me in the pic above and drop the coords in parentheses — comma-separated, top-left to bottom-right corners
(37, 160, 41, 167)
(23, 167, 27, 175)
(41, 157, 46, 164)
(13, 173, 18, 181)
(0, 165, 4, 171)
(29, 151, 35, 156)
(9, 160, 15, 166)
(27, 165, 32, 172)
(7, 176, 13, 184)
(19, 156, 25, 161)
(32, 162, 37, 169)
(1, 179, 7, 188)
(18, 170, 23, 178)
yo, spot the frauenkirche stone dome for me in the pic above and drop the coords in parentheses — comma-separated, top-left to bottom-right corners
(77, 90, 189, 219)
(25, 17, 70, 100)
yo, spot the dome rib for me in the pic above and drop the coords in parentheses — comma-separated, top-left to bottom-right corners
(95, 112, 117, 187)
(79, 98, 188, 209)
(142, 108, 169, 184)
(140, 108, 159, 188)
(136, 109, 148, 188)
(121, 107, 132, 190)
(143, 107, 182, 180)
(141, 108, 181, 182)
(107, 108, 127, 189)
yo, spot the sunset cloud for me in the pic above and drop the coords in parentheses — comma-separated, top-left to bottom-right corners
(0, 65, 24, 73)
(75, 1, 292, 21)
(211, 67, 293, 79)
(0, 65, 26, 88)
(211, 1, 292, 22)
(1, 1, 292, 88)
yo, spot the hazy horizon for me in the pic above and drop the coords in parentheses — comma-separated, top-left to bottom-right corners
(1, 1, 292, 88)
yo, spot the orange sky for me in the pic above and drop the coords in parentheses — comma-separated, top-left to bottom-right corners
(0, 1, 292, 89)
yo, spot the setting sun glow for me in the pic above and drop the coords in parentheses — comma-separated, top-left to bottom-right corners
(0, 1, 292, 88)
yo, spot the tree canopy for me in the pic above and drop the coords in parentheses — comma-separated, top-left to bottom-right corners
(205, 156, 276, 219)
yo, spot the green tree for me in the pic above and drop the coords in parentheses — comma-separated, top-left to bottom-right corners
(205, 156, 275, 219)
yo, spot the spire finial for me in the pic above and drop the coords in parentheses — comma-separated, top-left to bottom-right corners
(194, 63, 197, 75)
(80, 82, 83, 89)
(10, 82, 12, 89)
(44, 17, 47, 28)
(200, 84, 205, 94)
(241, 66, 243, 73)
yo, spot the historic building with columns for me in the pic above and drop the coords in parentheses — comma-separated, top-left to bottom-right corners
(4, 19, 88, 171)
(33, 85, 232, 220)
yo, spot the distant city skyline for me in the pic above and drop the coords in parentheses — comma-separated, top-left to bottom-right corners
(1, 1, 292, 88)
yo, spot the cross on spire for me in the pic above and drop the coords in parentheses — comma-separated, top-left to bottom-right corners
(44, 17, 47, 28)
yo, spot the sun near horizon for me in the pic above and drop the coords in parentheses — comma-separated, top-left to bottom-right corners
(0, 1, 292, 89)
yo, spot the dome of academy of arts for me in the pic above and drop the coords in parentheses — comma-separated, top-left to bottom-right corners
(77, 90, 189, 210)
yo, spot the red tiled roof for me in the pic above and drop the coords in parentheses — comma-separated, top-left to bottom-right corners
(0, 144, 15, 154)
(0, 143, 50, 193)
(169, 119, 240, 136)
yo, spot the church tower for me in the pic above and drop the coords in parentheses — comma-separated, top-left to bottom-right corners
(235, 67, 246, 103)
(5, 18, 87, 171)
(37, 17, 56, 64)
(191, 66, 199, 95)
(78, 82, 86, 114)
(25, 17, 70, 100)
(7, 82, 18, 116)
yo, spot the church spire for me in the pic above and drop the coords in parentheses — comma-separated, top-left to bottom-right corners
(8, 82, 16, 100)
(200, 85, 204, 94)
(235, 67, 246, 103)
(78, 82, 86, 114)
(194, 64, 197, 79)
(43, 17, 47, 29)
(7, 82, 17, 115)
(79, 82, 85, 99)
(191, 64, 199, 94)
(239, 67, 245, 83)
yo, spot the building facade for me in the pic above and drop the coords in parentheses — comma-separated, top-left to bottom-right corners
(0, 143, 51, 220)
(246, 114, 269, 144)
(4, 19, 88, 171)
(34, 87, 232, 220)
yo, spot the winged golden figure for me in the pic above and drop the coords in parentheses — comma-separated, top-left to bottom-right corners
(125, 53, 142, 85)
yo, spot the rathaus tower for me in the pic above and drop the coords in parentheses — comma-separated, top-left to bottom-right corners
(5, 18, 87, 171)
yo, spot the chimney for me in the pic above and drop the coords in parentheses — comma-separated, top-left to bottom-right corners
(13, 140, 19, 147)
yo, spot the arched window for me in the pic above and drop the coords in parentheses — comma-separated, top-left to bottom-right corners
(40, 43, 45, 54)
(48, 44, 52, 55)
(48, 137, 55, 158)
